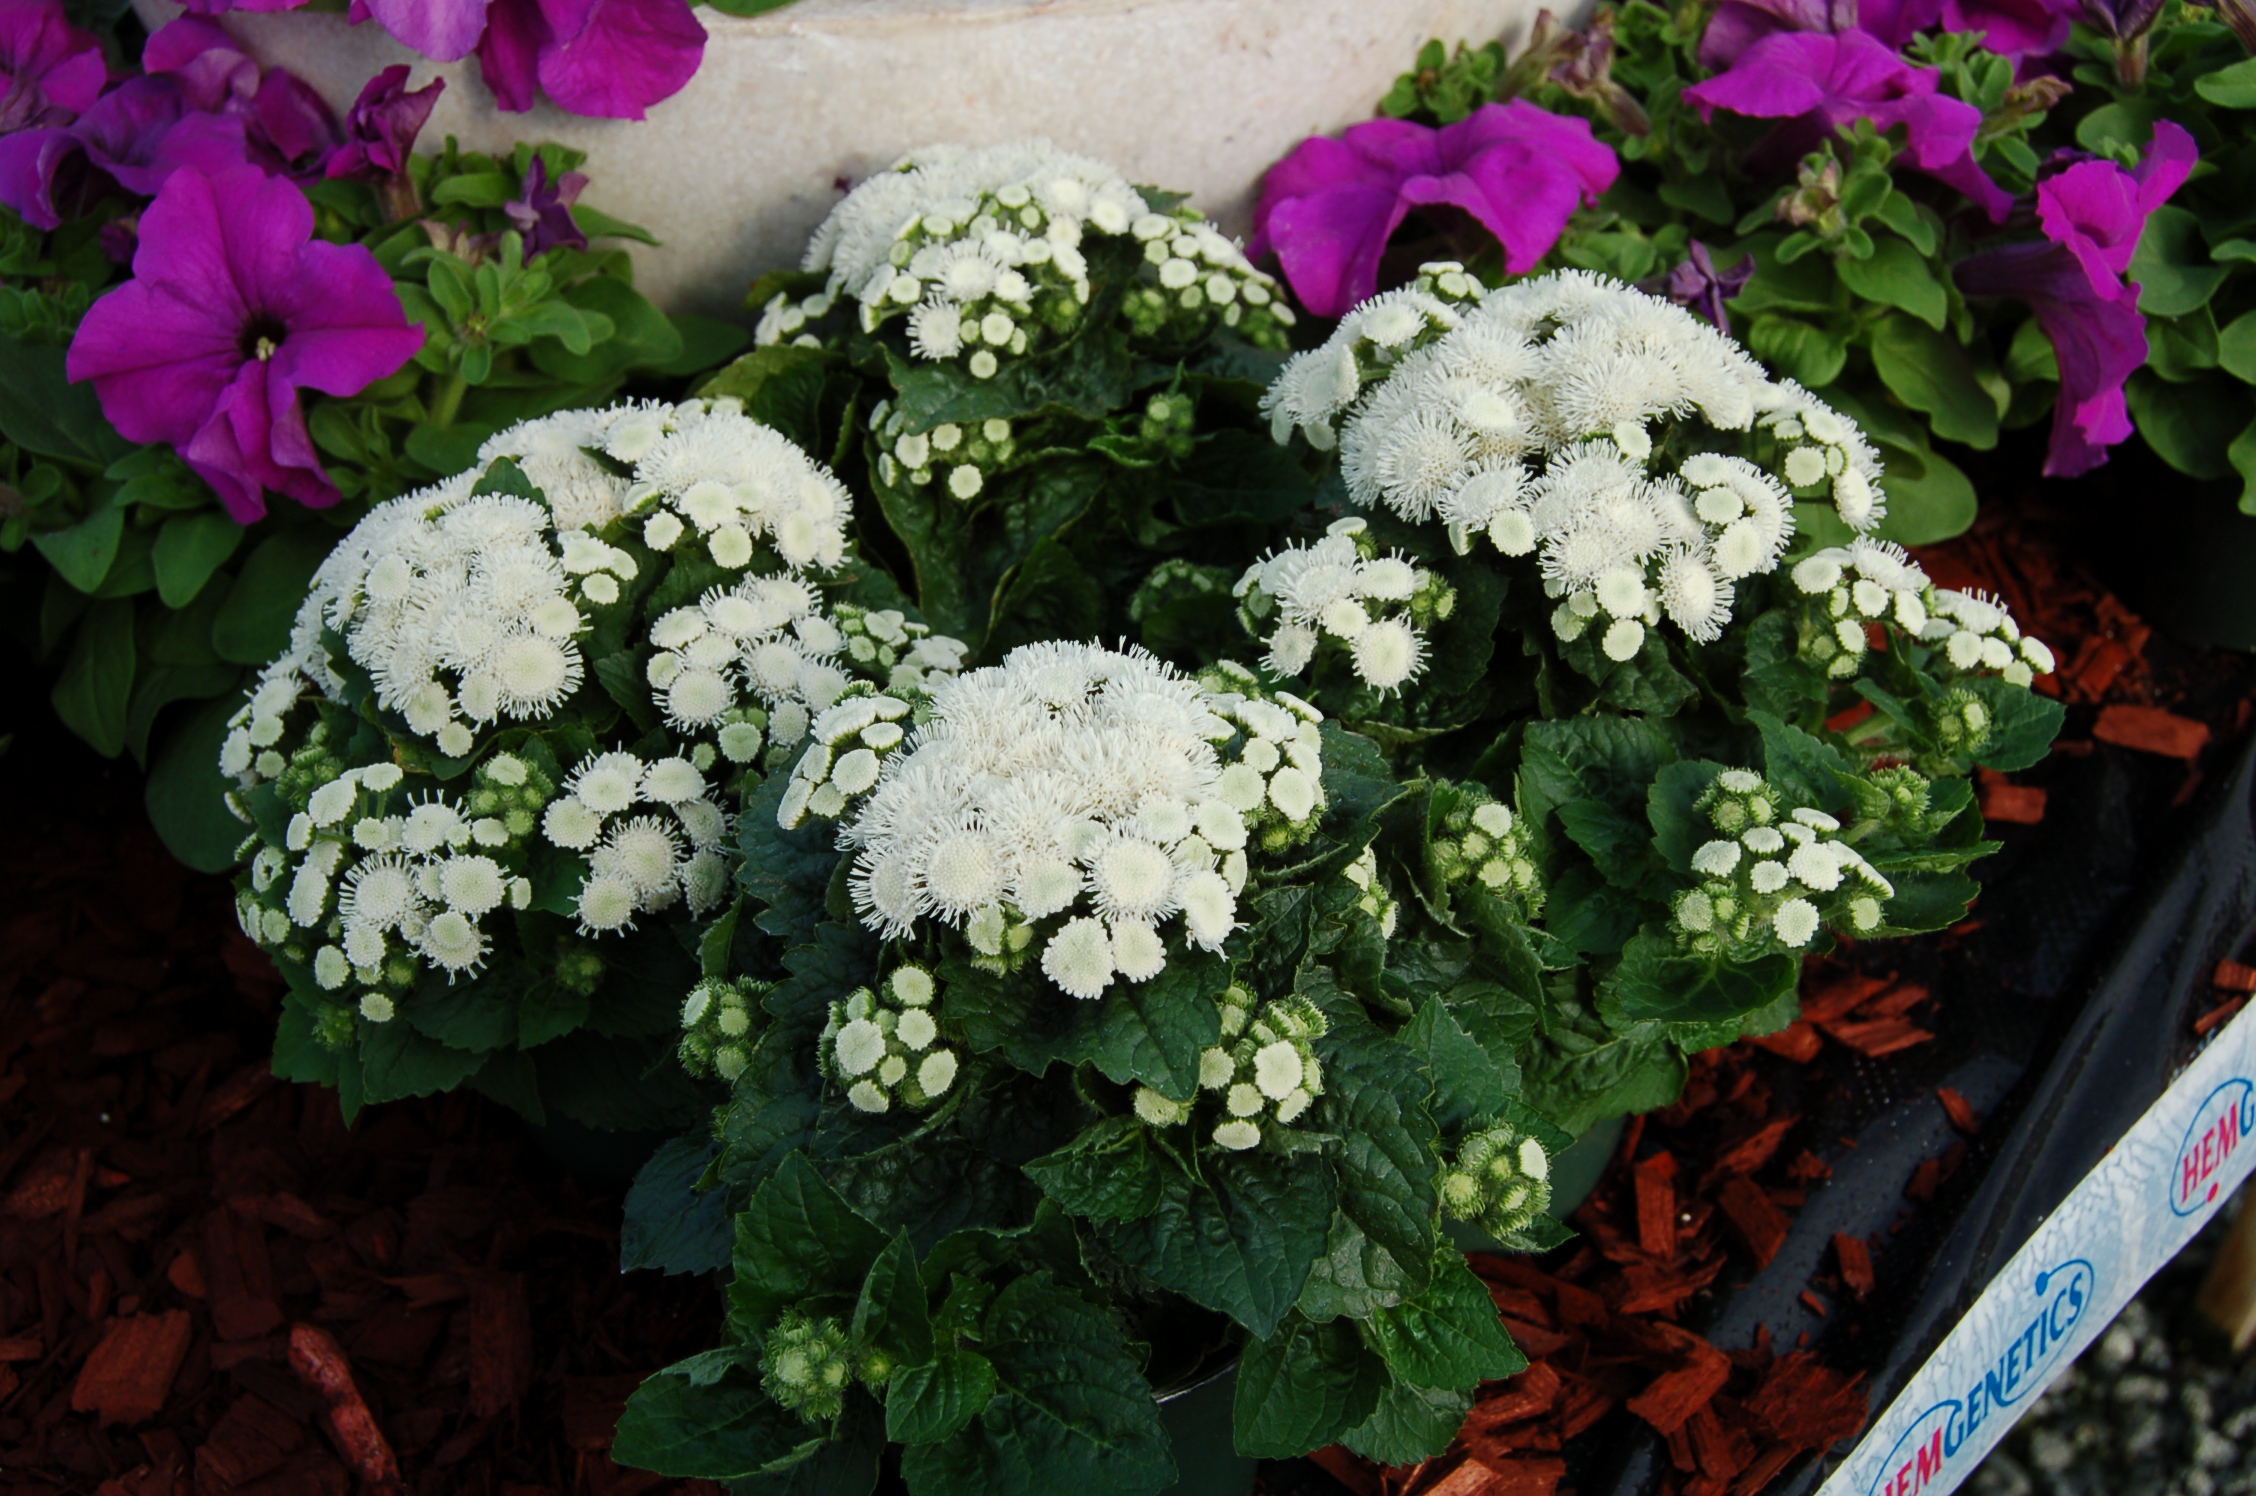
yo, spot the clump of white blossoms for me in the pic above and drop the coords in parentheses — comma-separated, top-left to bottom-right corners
(820, 965, 963, 1113)
(219, 398, 908, 1042)
(867, 406, 1017, 505)
(1259, 268, 1888, 663)
(758, 141, 1293, 379)
(807, 642, 1326, 1004)
(1133, 986, 1328, 1152)
(1426, 785, 1545, 919)
(679, 976, 772, 1083)
(1788, 539, 2056, 686)
(1233, 517, 1456, 695)
(1438, 1121, 1553, 1246)
(1671, 769, 1894, 958)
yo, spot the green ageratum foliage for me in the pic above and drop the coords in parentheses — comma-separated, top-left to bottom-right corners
(4, 139, 748, 873)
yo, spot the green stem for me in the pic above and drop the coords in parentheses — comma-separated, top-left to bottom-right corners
(431, 369, 468, 428)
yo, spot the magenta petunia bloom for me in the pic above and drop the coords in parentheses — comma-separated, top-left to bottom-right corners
(326, 64, 443, 182)
(67, 164, 424, 522)
(1700, 0, 2077, 67)
(1953, 121, 2196, 476)
(1250, 101, 1618, 319)
(1682, 30, 2012, 221)
(142, 18, 338, 176)
(344, 0, 702, 118)
(503, 153, 587, 257)
(0, 0, 106, 133)
(0, 75, 247, 227)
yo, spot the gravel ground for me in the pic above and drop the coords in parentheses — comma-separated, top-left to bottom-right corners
(1973, 1194, 2256, 1496)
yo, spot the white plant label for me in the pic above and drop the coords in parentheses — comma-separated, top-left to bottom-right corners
(1819, 1012, 2256, 1496)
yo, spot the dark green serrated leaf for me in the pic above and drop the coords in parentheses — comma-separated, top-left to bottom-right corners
(886, 1349, 999, 1445)
(1023, 1116, 1167, 1222)
(621, 1133, 733, 1275)
(1231, 1315, 1387, 1459)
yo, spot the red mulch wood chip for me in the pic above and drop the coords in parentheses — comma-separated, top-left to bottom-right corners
(1937, 1088, 1980, 1135)
(1713, 1178, 1790, 1268)
(71, 1311, 193, 1425)
(1744, 1022, 1822, 1063)
(2094, 703, 2213, 759)
(2216, 960, 2256, 994)
(2198, 997, 2247, 1036)
(1833, 1235, 1876, 1298)
(1635, 1154, 1680, 1257)
(1977, 776, 2047, 825)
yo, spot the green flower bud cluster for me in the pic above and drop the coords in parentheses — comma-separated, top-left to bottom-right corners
(1928, 687, 1992, 761)
(1439, 1122, 1553, 1245)
(554, 935, 605, 996)
(1838, 764, 1960, 847)
(1119, 208, 1295, 351)
(462, 750, 558, 842)
(679, 976, 771, 1082)
(1672, 769, 1893, 959)
(760, 1310, 855, 1422)
(778, 684, 922, 830)
(832, 601, 969, 694)
(1127, 558, 1235, 624)
(821, 965, 962, 1115)
(1124, 389, 1197, 462)
(870, 404, 1016, 503)
(1788, 546, 2054, 690)
(1343, 846, 1399, 939)
(1427, 786, 1544, 918)
(1135, 986, 1328, 1152)
(1199, 662, 1328, 862)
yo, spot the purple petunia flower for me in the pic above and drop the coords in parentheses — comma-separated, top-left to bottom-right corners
(142, 18, 338, 176)
(502, 153, 586, 257)
(1, 0, 106, 133)
(1953, 120, 2196, 475)
(1663, 241, 1757, 330)
(326, 64, 442, 182)
(1682, 30, 2013, 221)
(1250, 101, 1618, 319)
(66, 164, 424, 522)
(1699, 0, 2078, 68)
(326, 63, 442, 219)
(0, 75, 247, 228)
(345, 0, 703, 119)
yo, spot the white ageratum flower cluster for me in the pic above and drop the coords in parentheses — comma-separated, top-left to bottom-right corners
(820, 965, 962, 1113)
(761, 141, 1292, 378)
(1233, 517, 1455, 695)
(232, 747, 563, 1023)
(538, 749, 733, 933)
(219, 398, 854, 783)
(1427, 787, 1545, 917)
(868, 405, 1014, 503)
(1133, 986, 1327, 1151)
(1439, 1121, 1553, 1244)
(1671, 770, 1895, 958)
(823, 643, 1327, 1003)
(1789, 540, 2056, 686)
(1259, 268, 1887, 661)
(780, 684, 921, 829)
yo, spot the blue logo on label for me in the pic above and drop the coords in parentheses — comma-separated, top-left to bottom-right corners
(2172, 1079, 2256, 1215)
(1866, 1260, 2096, 1496)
